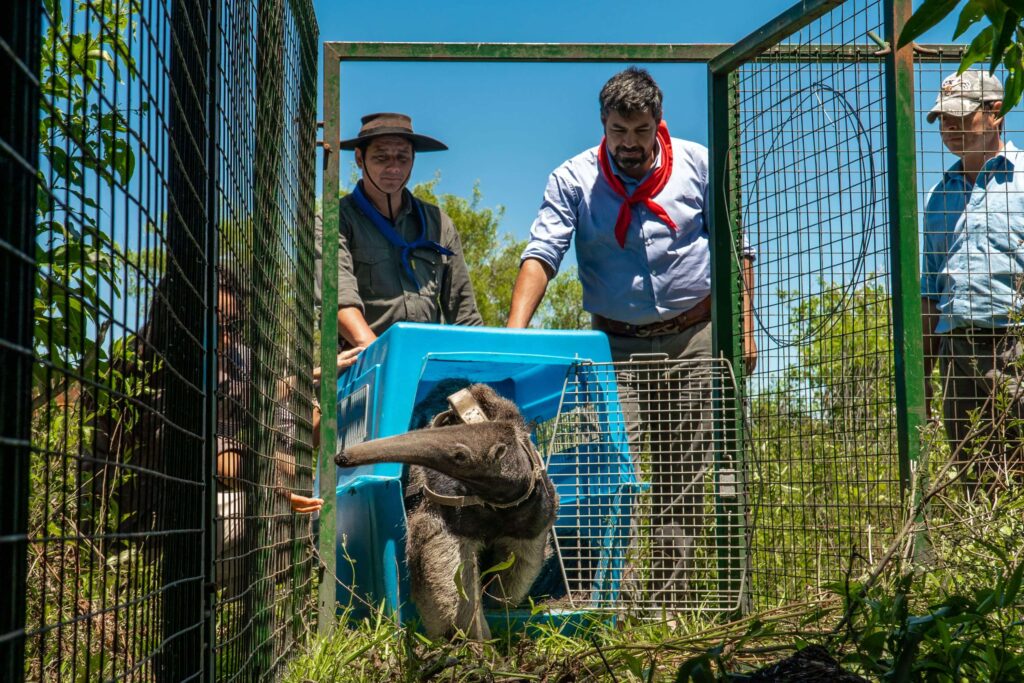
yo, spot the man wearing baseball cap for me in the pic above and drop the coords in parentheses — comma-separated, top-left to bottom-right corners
(322, 112, 482, 349)
(921, 70, 1024, 494)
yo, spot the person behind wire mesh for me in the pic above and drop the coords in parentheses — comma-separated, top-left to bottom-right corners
(920, 69, 1024, 495)
(214, 267, 350, 595)
(506, 67, 757, 604)
(318, 112, 483, 350)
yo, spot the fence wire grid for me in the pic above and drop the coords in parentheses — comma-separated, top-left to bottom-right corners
(913, 50, 1024, 574)
(915, 50, 1024, 487)
(722, 0, 905, 607)
(542, 358, 745, 615)
(1, 0, 319, 679)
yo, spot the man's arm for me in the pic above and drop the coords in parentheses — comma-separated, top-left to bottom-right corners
(338, 307, 376, 348)
(507, 166, 578, 328)
(335, 213, 376, 347)
(742, 256, 757, 374)
(507, 258, 555, 328)
(921, 296, 940, 419)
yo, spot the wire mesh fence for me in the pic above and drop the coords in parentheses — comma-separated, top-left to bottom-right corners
(914, 50, 1024, 499)
(2, 0, 318, 679)
(717, 0, 907, 608)
(912, 49, 1024, 588)
(542, 358, 745, 615)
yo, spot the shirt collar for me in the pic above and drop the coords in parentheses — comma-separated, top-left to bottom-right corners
(942, 140, 1019, 185)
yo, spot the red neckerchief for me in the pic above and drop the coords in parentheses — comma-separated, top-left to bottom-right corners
(597, 120, 677, 248)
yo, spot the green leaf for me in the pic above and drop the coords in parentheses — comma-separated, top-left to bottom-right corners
(1000, 47, 1024, 115)
(955, 0, 987, 38)
(1000, 561, 1024, 606)
(453, 562, 468, 601)
(480, 551, 516, 579)
(960, 25, 996, 72)
(990, 11, 1018, 72)
(899, 0, 963, 47)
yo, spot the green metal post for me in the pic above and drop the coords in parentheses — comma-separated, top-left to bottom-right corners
(1, 0, 41, 676)
(708, 67, 747, 614)
(318, 43, 341, 635)
(292, 0, 319, 646)
(884, 0, 926, 496)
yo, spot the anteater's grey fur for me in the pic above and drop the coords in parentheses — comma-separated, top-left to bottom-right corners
(335, 383, 557, 639)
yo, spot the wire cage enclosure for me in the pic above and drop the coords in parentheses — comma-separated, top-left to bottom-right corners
(542, 356, 746, 615)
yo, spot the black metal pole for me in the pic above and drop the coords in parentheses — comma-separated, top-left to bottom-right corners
(161, 0, 211, 677)
(0, 0, 42, 678)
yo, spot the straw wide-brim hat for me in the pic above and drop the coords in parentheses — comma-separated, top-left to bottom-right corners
(338, 112, 448, 152)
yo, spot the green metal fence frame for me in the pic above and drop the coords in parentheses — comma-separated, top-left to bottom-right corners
(319, 23, 953, 626)
(318, 39, 735, 630)
(707, 0, 928, 492)
(2, 0, 319, 677)
(708, 0, 932, 603)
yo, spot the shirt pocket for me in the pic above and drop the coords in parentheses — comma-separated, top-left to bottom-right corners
(409, 248, 444, 297)
(351, 246, 398, 298)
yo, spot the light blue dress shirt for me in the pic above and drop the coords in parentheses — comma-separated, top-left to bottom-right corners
(521, 138, 718, 326)
(922, 141, 1024, 333)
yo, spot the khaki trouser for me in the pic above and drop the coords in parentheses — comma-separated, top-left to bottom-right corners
(606, 320, 713, 604)
(940, 328, 1024, 496)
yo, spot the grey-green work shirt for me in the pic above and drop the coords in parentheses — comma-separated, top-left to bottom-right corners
(316, 189, 482, 337)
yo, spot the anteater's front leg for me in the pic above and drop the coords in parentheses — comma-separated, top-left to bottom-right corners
(406, 510, 489, 639)
(483, 533, 549, 607)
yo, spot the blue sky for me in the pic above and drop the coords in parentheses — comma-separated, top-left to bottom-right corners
(311, 0, 980, 260)
(314, 0, 805, 241)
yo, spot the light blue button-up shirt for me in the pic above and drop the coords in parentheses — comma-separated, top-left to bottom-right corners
(521, 137, 718, 326)
(921, 141, 1024, 333)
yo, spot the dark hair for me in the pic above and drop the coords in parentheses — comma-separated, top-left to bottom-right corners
(599, 67, 663, 123)
(217, 263, 249, 319)
(981, 101, 1006, 133)
(355, 137, 416, 158)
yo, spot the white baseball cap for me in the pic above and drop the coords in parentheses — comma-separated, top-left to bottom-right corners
(927, 70, 1005, 123)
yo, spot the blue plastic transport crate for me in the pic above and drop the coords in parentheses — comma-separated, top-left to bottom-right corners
(332, 322, 633, 633)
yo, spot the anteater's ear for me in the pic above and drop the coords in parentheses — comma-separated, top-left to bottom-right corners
(487, 442, 508, 460)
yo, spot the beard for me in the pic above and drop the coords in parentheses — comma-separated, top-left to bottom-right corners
(612, 145, 652, 172)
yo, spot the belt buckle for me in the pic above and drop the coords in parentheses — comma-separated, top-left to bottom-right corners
(635, 325, 652, 338)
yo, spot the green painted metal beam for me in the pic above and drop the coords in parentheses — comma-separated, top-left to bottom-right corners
(884, 0, 926, 496)
(708, 68, 748, 615)
(324, 40, 964, 65)
(324, 41, 729, 62)
(710, 0, 845, 73)
(318, 42, 342, 635)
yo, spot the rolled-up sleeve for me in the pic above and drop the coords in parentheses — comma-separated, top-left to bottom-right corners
(337, 217, 364, 311)
(439, 212, 484, 326)
(920, 186, 947, 301)
(520, 167, 578, 274)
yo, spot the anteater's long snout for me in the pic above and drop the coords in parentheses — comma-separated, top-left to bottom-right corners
(334, 421, 515, 472)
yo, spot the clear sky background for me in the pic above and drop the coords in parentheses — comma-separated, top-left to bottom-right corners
(310, 1, 982, 265)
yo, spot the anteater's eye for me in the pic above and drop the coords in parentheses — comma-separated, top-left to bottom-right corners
(451, 444, 472, 463)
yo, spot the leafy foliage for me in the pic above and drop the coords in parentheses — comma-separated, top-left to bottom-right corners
(900, 0, 1024, 114)
(35, 0, 143, 401)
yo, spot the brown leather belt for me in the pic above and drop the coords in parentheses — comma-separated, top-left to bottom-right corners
(592, 295, 712, 338)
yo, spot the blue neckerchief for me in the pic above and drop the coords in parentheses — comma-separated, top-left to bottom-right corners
(350, 183, 454, 288)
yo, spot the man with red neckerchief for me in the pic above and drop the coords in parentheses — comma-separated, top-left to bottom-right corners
(507, 67, 756, 604)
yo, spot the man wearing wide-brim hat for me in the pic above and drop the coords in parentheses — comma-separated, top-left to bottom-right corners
(920, 69, 1024, 495)
(325, 112, 482, 349)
